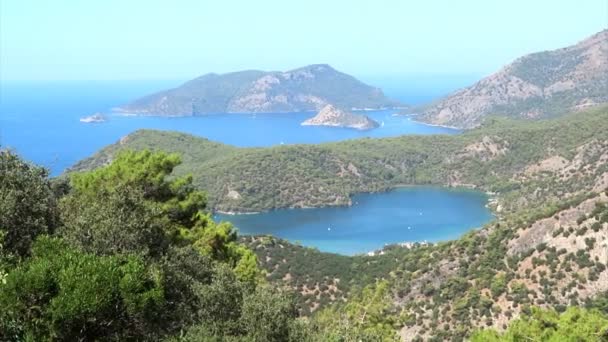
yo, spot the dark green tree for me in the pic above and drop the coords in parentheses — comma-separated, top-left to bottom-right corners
(61, 150, 260, 282)
(0, 150, 58, 258)
(0, 237, 165, 341)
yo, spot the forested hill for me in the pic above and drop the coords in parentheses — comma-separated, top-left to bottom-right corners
(5, 143, 607, 341)
(116, 64, 400, 115)
(240, 183, 608, 340)
(73, 106, 608, 220)
(417, 30, 608, 128)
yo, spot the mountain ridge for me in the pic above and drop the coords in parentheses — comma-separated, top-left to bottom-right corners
(418, 30, 608, 128)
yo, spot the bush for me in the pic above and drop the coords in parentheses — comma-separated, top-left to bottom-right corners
(0, 150, 58, 257)
(0, 237, 165, 340)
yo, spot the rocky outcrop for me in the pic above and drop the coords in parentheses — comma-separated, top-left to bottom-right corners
(419, 30, 608, 128)
(117, 64, 399, 116)
(301, 105, 380, 130)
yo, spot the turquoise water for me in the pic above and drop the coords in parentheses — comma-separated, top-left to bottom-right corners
(0, 81, 459, 176)
(216, 187, 494, 255)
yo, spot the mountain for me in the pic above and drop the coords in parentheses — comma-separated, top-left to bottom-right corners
(418, 30, 608, 128)
(301, 104, 380, 130)
(117, 64, 399, 115)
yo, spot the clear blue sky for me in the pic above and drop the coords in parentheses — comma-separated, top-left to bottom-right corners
(1, 0, 606, 81)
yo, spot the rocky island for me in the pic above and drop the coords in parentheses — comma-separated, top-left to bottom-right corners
(79, 113, 106, 123)
(116, 64, 400, 116)
(301, 104, 380, 130)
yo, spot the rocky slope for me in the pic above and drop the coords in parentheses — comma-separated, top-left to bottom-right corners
(419, 30, 608, 128)
(117, 64, 399, 115)
(241, 190, 608, 341)
(301, 104, 379, 130)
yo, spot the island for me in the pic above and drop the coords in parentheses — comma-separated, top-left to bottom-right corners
(116, 64, 401, 116)
(79, 113, 106, 123)
(301, 104, 380, 130)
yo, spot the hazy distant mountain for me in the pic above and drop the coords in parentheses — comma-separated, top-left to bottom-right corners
(117, 64, 400, 115)
(419, 30, 608, 128)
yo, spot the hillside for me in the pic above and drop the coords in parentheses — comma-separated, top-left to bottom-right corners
(66, 105, 608, 341)
(73, 106, 608, 219)
(417, 30, 608, 128)
(240, 189, 608, 340)
(116, 64, 399, 115)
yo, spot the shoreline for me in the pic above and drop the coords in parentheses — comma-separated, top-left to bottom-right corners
(396, 112, 463, 130)
(111, 106, 403, 117)
(214, 210, 261, 216)
(213, 183, 500, 217)
(410, 117, 462, 130)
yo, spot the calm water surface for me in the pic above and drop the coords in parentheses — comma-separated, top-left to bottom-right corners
(216, 187, 493, 255)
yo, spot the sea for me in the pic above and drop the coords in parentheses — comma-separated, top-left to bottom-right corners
(0, 75, 493, 255)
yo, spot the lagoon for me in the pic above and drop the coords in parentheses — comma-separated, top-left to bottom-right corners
(215, 187, 494, 255)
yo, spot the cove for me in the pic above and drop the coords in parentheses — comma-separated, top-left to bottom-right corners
(215, 186, 494, 255)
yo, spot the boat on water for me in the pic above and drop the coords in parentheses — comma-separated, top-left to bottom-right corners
(80, 113, 107, 123)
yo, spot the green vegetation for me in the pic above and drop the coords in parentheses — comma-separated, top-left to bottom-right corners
(470, 307, 608, 341)
(0, 150, 58, 258)
(74, 106, 608, 215)
(4, 105, 608, 340)
(0, 150, 403, 341)
(0, 150, 280, 340)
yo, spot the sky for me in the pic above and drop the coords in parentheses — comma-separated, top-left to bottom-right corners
(1, 0, 607, 81)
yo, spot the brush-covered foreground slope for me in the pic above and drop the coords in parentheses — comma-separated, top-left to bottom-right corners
(117, 64, 399, 115)
(238, 157, 608, 340)
(418, 30, 608, 128)
(74, 106, 608, 220)
(241, 189, 608, 340)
